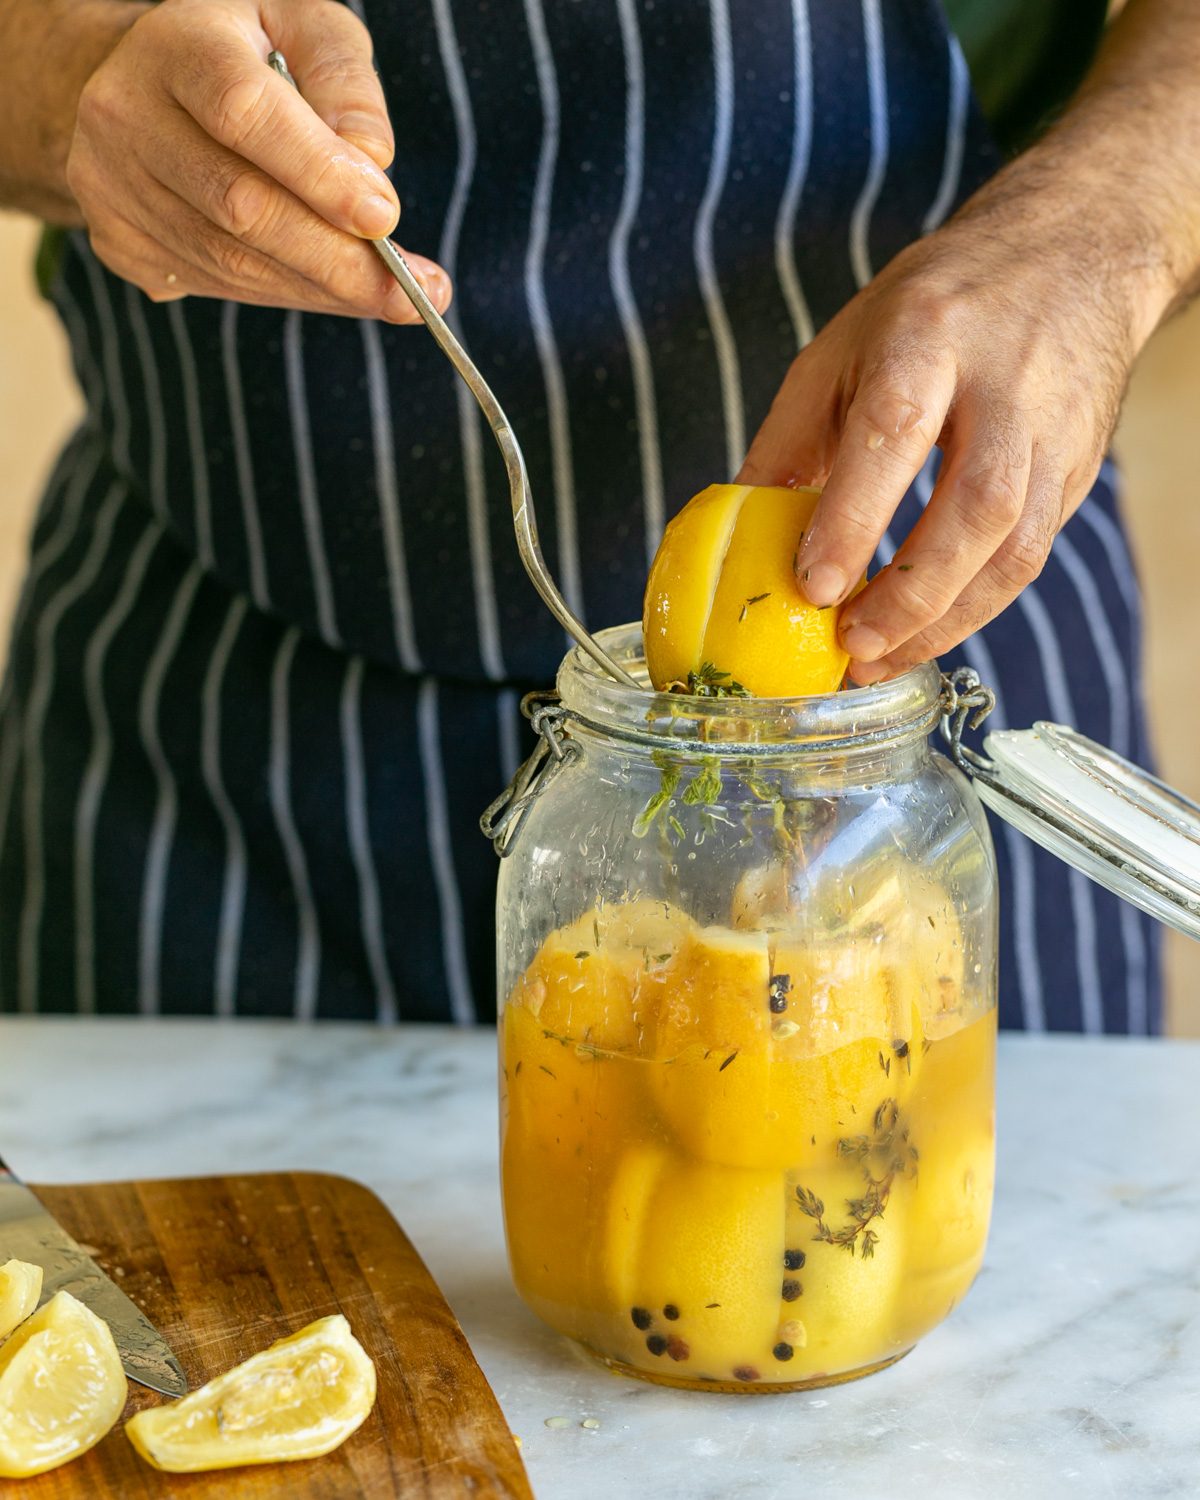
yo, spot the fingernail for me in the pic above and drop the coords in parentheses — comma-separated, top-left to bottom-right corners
(355, 193, 399, 238)
(841, 623, 888, 660)
(851, 660, 887, 686)
(800, 561, 847, 607)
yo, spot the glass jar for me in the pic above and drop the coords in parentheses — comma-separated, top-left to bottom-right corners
(494, 624, 997, 1392)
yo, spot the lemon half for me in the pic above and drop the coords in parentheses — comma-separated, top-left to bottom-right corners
(643, 483, 855, 698)
(0, 1290, 127, 1478)
(126, 1314, 376, 1473)
(0, 1259, 43, 1342)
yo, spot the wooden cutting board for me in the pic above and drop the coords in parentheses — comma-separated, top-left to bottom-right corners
(15, 1173, 532, 1499)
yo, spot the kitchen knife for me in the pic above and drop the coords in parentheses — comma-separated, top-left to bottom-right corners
(0, 1153, 187, 1395)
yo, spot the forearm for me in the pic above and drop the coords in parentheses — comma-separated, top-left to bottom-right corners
(954, 0, 1200, 355)
(0, 0, 148, 221)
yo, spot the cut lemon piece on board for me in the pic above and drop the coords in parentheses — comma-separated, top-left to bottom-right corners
(0, 1258, 43, 1342)
(0, 1290, 127, 1479)
(125, 1314, 376, 1473)
(644, 483, 857, 698)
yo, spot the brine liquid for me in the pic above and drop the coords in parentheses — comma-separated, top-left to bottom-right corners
(499, 900, 996, 1391)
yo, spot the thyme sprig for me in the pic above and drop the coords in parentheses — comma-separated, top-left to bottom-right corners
(794, 1099, 918, 1259)
(665, 660, 750, 698)
(633, 753, 681, 838)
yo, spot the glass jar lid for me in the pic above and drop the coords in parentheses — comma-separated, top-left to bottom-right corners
(942, 672, 1200, 940)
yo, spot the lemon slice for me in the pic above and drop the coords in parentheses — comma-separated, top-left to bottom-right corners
(0, 1290, 127, 1478)
(126, 1314, 376, 1473)
(0, 1259, 43, 1342)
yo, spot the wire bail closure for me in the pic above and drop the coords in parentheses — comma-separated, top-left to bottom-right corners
(480, 693, 580, 857)
(938, 666, 997, 776)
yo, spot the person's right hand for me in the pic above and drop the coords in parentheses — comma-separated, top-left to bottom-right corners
(66, 0, 451, 320)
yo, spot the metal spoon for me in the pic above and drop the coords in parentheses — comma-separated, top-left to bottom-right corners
(268, 50, 640, 690)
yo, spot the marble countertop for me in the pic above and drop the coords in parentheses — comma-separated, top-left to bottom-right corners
(0, 1019, 1196, 1499)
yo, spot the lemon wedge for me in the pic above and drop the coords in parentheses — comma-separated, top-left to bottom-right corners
(0, 1290, 127, 1478)
(644, 483, 858, 698)
(125, 1314, 376, 1473)
(0, 1259, 43, 1342)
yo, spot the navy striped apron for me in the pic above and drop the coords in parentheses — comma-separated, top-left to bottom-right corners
(0, 0, 1161, 1032)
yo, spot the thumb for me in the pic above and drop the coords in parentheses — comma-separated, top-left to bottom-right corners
(272, 2, 396, 175)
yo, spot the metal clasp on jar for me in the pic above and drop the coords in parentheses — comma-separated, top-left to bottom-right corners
(939, 667, 997, 774)
(480, 691, 581, 857)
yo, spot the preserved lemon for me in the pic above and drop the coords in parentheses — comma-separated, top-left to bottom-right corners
(0, 1291, 127, 1478)
(500, 899, 996, 1390)
(0, 1259, 43, 1342)
(126, 1315, 375, 1473)
(643, 484, 855, 698)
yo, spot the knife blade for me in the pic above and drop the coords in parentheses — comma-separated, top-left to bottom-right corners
(0, 1155, 187, 1396)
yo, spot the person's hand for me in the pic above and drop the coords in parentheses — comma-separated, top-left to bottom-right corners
(65, 0, 450, 319)
(738, 161, 1178, 684)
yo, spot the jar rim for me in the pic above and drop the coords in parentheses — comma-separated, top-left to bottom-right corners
(556, 623, 944, 756)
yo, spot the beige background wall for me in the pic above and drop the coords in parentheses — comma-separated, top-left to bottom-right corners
(2, 211, 1199, 1031)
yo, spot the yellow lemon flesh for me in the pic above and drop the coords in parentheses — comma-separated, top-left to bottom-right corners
(0, 1290, 127, 1479)
(643, 484, 851, 698)
(125, 1315, 375, 1473)
(0, 1259, 43, 1342)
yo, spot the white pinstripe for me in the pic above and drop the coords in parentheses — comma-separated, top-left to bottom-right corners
(430, 0, 506, 681)
(849, 0, 889, 289)
(74, 522, 163, 1014)
(17, 482, 127, 1014)
(201, 594, 250, 1018)
(1077, 470, 1142, 622)
(166, 301, 215, 570)
(269, 627, 321, 1021)
(775, 0, 816, 350)
(123, 282, 169, 520)
(360, 321, 422, 673)
(695, 0, 745, 474)
(922, 35, 969, 234)
(497, 689, 521, 788)
(522, 0, 586, 622)
(1054, 532, 1148, 1032)
(76, 249, 133, 482)
(53, 273, 105, 420)
(611, 0, 666, 564)
(0, 439, 106, 883)
(1015, 583, 1105, 1034)
(283, 311, 340, 647)
(136, 562, 203, 1015)
(417, 678, 474, 1024)
(341, 656, 399, 1024)
(908, 463, 1045, 1030)
(221, 302, 271, 612)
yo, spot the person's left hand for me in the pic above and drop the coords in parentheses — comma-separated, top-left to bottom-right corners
(738, 161, 1176, 684)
